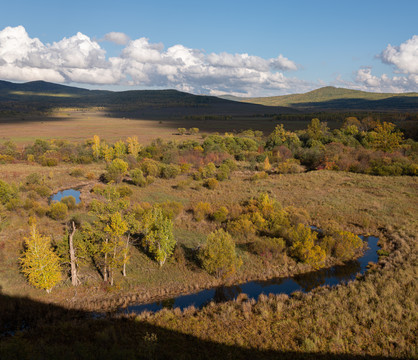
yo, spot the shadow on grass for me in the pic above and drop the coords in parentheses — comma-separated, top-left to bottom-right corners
(0, 291, 399, 360)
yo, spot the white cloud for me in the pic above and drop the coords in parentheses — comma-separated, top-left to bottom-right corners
(102, 32, 130, 45)
(380, 35, 418, 75)
(339, 35, 418, 93)
(0, 25, 306, 95)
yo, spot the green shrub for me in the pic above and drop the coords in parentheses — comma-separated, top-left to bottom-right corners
(130, 168, 147, 187)
(160, 201, 183, 219)
(116, 185, 133, 198)
(48, 202, 68, 220)
(250, 171, 268, 181)
(211, 206, 229, 223)
(160, 164, 181, 179)
(199, 229, 242, 278)
(25, 173, 42, 185)
(34, 185, 51, 197)
(140, 159, 160, 177)
(0, 180, 16, 204)
(222, 158, 237, 171)
(216, 164, 230, 181)
(105, 158, 128, 183)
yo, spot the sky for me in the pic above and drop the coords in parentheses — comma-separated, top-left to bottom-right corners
(0, 0, 417, 96)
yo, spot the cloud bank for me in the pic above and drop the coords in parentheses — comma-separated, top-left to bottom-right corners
(0, 26, 416, 95)
(0, 25, 304, 96)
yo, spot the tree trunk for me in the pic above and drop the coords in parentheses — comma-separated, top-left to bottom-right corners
(123, 234, 130, 277)
(104, 238, 108, 282)
(69, 221, 80, 286)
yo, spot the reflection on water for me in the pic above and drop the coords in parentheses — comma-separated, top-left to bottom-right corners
(50, 189, 81, 204)
(123, 236, 379, 315)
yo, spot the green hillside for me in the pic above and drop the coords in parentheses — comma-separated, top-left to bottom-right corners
(241, 86, 418, 110)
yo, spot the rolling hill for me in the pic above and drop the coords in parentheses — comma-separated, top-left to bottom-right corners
(0, 80, 295, 116)
(241, 86, 418, 111)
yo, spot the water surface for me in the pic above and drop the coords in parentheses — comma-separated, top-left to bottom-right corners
(123, 236, 379, 314)
(50, 189, 81, 204)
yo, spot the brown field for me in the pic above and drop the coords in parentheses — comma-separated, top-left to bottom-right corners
(0, 108, 344, 145)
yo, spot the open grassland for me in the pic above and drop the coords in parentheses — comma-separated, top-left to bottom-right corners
(0, 165, 416, 359)
(0, 118, 417, 359)
(0, 108, 363, 145)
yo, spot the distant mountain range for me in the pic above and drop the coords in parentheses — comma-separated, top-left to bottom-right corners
(0, 81, 417, 115)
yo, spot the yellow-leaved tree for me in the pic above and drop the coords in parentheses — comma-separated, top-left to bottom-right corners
(20, 224, 62, 293)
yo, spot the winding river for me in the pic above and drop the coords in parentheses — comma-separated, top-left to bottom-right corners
(123, 235, 379, 314)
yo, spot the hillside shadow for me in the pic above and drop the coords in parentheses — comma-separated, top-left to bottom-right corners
(0, 291, 399, 360)
(291, 96, 418, 111)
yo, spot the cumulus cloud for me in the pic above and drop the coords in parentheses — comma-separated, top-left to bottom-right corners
(340, 35, 418, 93)
(102, 32, 130, 45)
(380, 35, 418, 75)
(334, 67, 418, 93)
(0, 25, 304, 95)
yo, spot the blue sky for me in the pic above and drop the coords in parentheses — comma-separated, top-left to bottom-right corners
(1, 0, 417, 95)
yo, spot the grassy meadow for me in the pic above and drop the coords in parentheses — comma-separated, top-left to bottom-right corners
(0, 111, 417, 359)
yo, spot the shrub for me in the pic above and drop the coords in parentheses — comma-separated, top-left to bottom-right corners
(250, 171, 268, 181)
(0, 180, 16, 204)
(193, 202, 212, 221)
(116, 185, 133, 198)
(140, 159, 160, 177)
(48, 202, 68, 220)
(222, 158, 237, 171)
(333, 231, 363, 260)
(130, 168, 147, 187)
(289, 224, 326, 269)
(248, 237, 286, 261)
(105, 158, 128, 183)
(160, 201, 183, 219)
(86, 172, 96, 180)
(226, 216, 257, 240)
(216, 164, 230, 181)
(205, 178, 219, 190)
(160, 164, 181, 179)
(61, 196, 76, 210)
(25, 173, 42, 185)
(34, 185, 51, 197)
(198, 229, 242, 278)
(69, 168, 84, 177)
(211, 206, 229, 223)
(275, 159, 305, 174)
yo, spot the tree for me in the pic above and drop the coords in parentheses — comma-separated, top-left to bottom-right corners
(105, 158, 128, 183)
(127, 136, 142, 157)
(371, 121, 403, 152)
(20, 224, 62, 293)
(141, 207, 176, 267)
(307, 118, 329, 142)
(199, 229, 242, 278)
(114, 140, 127, 159)
(104, 212, 128, 285)
(83, 191, 130, 284)
(92, 135, 101, 160)
(289, 224, 326, 269)
(68, 221, 80, 286)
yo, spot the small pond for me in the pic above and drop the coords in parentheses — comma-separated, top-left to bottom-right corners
(50, 189, 81, 204)
(123, 235, 379, 314)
